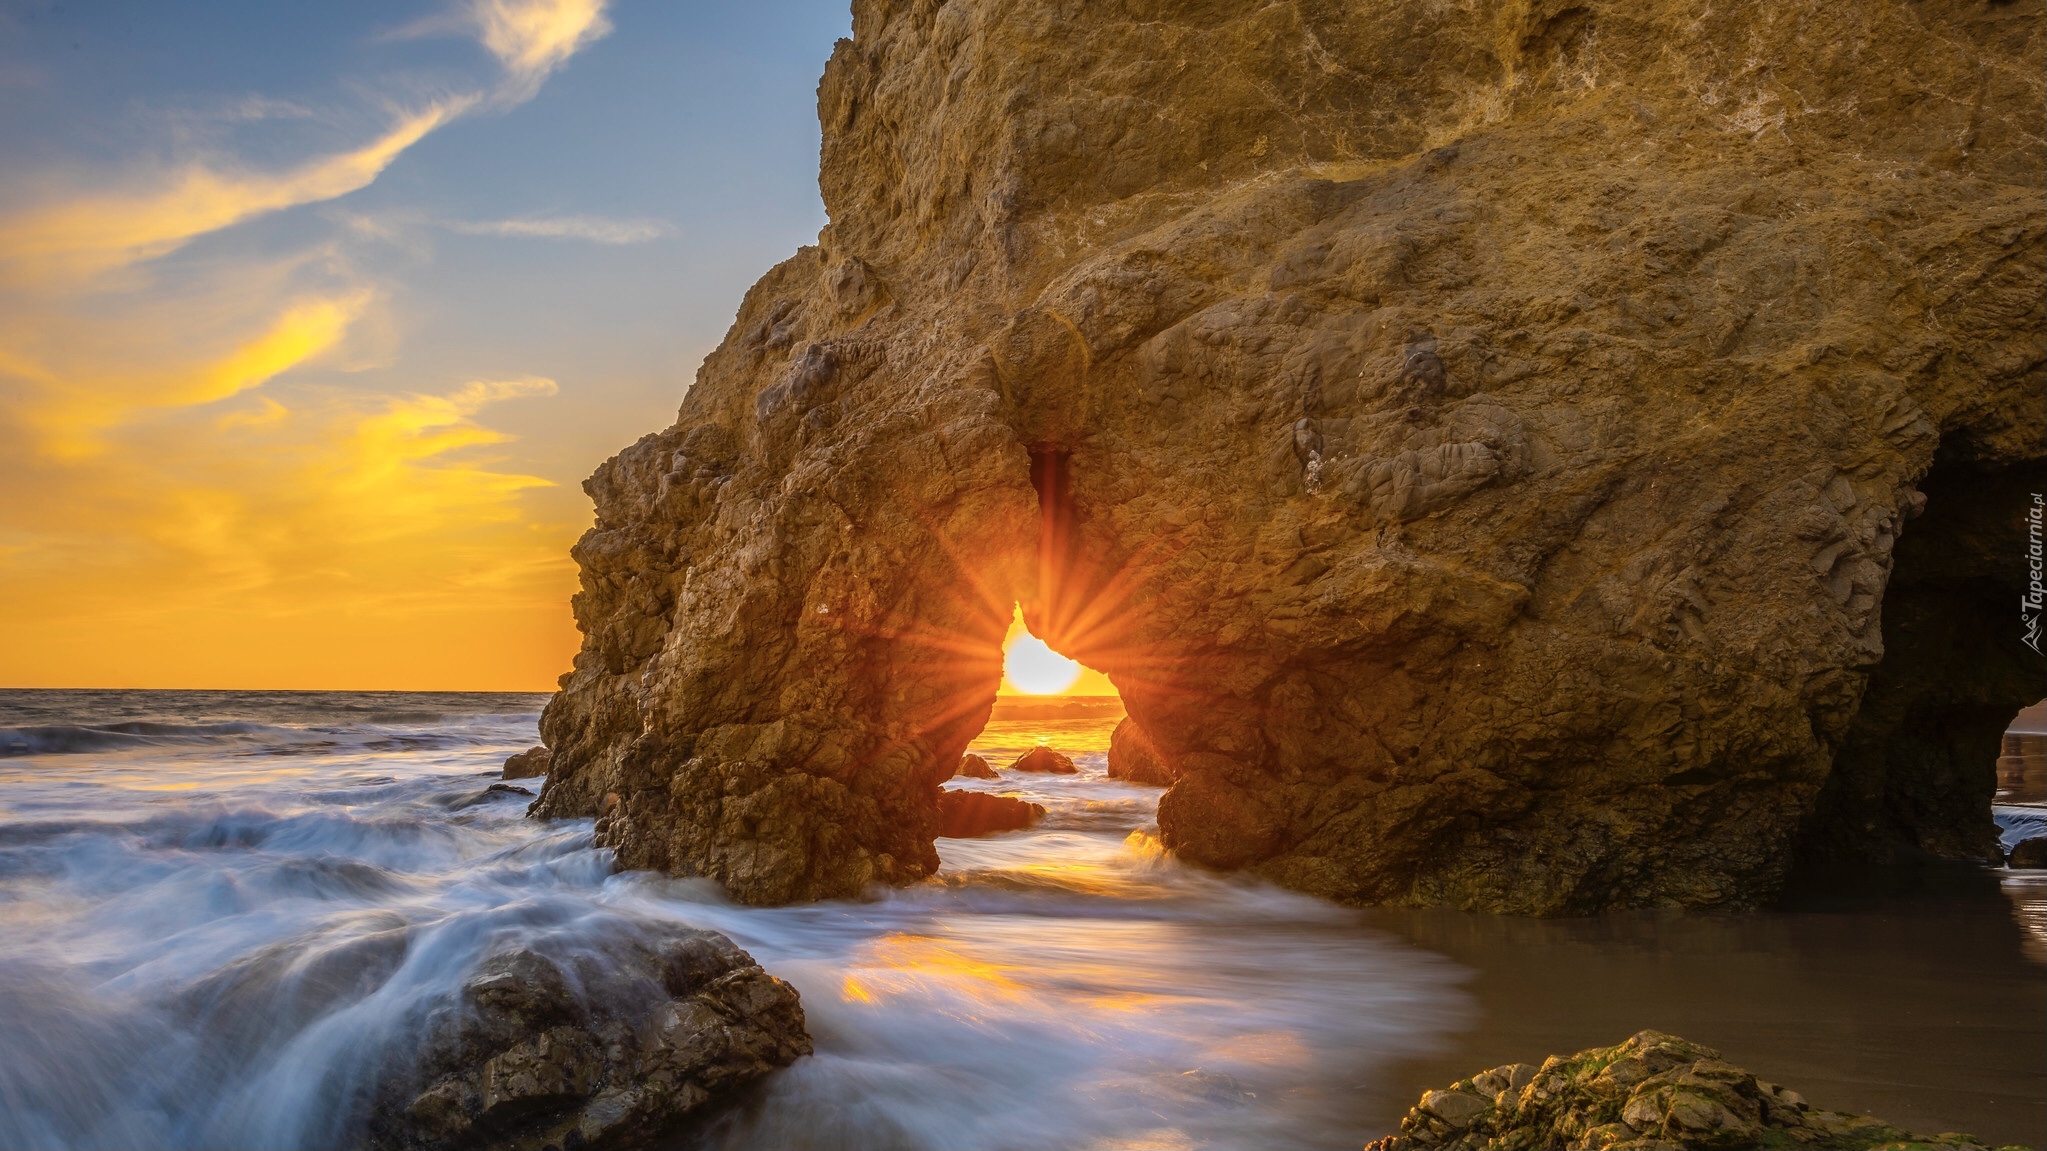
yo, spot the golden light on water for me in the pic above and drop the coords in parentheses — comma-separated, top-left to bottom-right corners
(1002, 605, 1084, 695)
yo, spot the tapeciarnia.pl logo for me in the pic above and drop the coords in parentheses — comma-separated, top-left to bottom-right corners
(2026, 493, 2044, 655)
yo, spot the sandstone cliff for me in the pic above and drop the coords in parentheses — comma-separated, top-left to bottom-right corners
(533, 0, 2046, 912)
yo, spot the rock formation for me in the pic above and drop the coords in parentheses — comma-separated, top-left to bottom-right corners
(502, 746, 552, 780)
(1010, 746, 1077, 774)
(534, 0, 2046, 911)
(936, 789, 1045, 837)
(365, 928, 809, 1150)
(1365, 1031, 2012, 1151)
(2010, 838, 2047, 869)
(954, 752, 999, 779)
(1107, 717, 1176, 786)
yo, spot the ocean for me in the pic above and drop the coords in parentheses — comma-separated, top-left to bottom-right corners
(0, 690, 2040, 1149)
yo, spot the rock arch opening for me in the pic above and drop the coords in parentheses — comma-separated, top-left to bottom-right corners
(1799, 456, 2047, 869)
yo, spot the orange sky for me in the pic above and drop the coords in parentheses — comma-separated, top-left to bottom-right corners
(0, 0, 852, 691)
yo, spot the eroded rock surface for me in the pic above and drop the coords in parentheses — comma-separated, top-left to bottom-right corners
(1365, 1031, 2016, 1151)
(534, 0, 2045, 911)
(1010, 746, 1077, 774)
(502, 746, 552, 780)
(1108, 717, 1176, 787)
(936, 789, 1045, 837)
(364, 928, 809, 1151)
(954, 753, 999, 779)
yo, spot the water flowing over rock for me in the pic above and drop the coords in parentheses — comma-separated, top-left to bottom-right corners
(1364, 1031, 2013, 1151)
(365, 928, 810, 1151)
(533, 0, 2046, 911)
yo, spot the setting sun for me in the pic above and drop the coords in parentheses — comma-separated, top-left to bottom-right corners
(1001, 605, 1083, 695)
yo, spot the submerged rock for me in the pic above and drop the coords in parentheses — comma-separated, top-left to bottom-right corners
(531, 0, 2044, 911)
(2009, 838, 2047, 869)
(955, 754, 999, 780)
(365, 929, 810, 1151)
(502, 747, 551, 780)
(1010, 747, 1078, 774)
(935, 789, 1045, 838)
(1365, 1031, 2012, 1151)
(1107, 718, 1176, 787)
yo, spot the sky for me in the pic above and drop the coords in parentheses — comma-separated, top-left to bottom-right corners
(0, 0, 856, 690)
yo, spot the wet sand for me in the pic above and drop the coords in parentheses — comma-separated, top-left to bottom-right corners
(1365, 865, 2046, 1148)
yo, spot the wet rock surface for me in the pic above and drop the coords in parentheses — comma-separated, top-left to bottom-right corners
(1365, 1031, 2023, 1151)
(1010, 746, 1078, 775)
(1107, 717, 1176, 787)
(954, 753, 999, 780)
(2009, 838, 2047, 869)
(935, 789, 1045, 838)
(533, 0, 2045, 911)
(502, 746, 551, 780)
(364, 929, 810, 1151)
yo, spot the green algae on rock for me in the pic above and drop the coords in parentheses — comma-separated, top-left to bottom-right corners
(1364, 1031, 2030, 1151)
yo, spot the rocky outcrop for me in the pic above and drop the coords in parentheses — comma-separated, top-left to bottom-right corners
(502, 746, 552, 780)
(1010, 746, 1077, 774)
(954, 753, 999, 779)
(1107, 717, 1176, 786)
(2010, 838, 2047, 869)
(534, 0, 2045, 911)
(935, 789, 1044, 837)
(1366, 1031, 2014, 1151)
(365, 928, 809, 1151)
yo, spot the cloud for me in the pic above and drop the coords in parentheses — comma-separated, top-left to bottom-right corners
(447, 214, 674, 243)
(0, 102, 473, 285)
(471, 0, 615, 99)
(0, 2, 619, 688)
(3, 286, 375, 457)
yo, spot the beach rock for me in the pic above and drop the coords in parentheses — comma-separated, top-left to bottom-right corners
(1010, 746, 1077, 775)
(1365, 1031, 2005, 1151)
(502, 746, 551, 780)
(364, 928, 810, 1151)
(2009, 838, 2047, 869)
(935, 789, 1045, 838)
(532, 0, 2045, 912)
(485, 783, 533, 797)
(1107, 718, 1176, 787)
(955, 754, 999, 780)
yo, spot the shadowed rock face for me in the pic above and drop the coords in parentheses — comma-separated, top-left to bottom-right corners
(534, 0, 2046, 911)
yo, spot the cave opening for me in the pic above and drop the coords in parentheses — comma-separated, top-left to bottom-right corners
(926, 443, 1170, 844)
(1797, 456, 2047, 871)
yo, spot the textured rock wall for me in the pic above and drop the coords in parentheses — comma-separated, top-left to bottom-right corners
(535, 0, 2046, 911)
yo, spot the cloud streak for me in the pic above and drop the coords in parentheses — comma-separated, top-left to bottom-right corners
(447, 214, 674, 243)
(0, 103, 472, 285)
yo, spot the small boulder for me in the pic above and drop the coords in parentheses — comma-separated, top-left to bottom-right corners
(1107, 717, 1176, 786)
(502, 745, 552, 780)
(954, 753, 999, 779)
(936, 790, 1045, 837)
(1010, 746, 1077, 774)
(1364, 1031, 1998, 1151)
(485, 783, 534, 797)
(366, 927, 810, 1150)
(2009, 836, 2047, 868)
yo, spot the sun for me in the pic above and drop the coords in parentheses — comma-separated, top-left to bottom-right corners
(1002, 605, 1082, 695)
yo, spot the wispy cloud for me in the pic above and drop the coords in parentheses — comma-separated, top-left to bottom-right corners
(447, 214, 673, 243)
(0, 102, 473, 285)
(472, 0, 614, 99)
